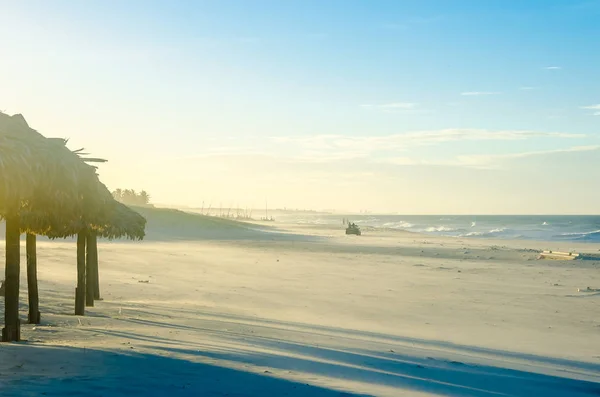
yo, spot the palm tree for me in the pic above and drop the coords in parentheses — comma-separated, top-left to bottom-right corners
(112, 188, 123, 201)
(139, 190, 150, 205)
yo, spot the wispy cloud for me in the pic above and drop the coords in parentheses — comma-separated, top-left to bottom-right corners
(455, 145, 600, 168)
(360, 102, 425, 114)
(581, 104, 600, 115)
(274, 130, 586, 149)
(177, 129, 589, 166)
(174, 147, 273, 160)
(460, 91, 500, 96)
(380, 145, 600, 169)
(271, 129, 586, 163)
(361, 102, 416, 109)
(544, 66, 562, 70)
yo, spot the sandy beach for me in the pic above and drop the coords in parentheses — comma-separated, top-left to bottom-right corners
(3, 1, 600, 395)
(1, 218, 599, 397)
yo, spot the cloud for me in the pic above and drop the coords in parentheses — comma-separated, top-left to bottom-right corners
(361, 102, 416, 109)
(270, 129, 585, 163)
(380, 145, 600, 169)
(381, 157, 419, 165)
(544, 66, 562, 70)
(274, 129, 585, 148)
(177, 129, 589, 166)
(460, 91, 500, 96)
(455, 145, 600, 168)
(360, 102, 423, 114)
(380, 102, 417, 109)
(174, 147, 274, 160)
(582, 104, 600, 115)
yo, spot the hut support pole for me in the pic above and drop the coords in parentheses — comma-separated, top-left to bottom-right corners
(75, 231, 87, 316)
(2, 215, 21, 342)
(85, 233, 95, 307)
(26, 234, 41, 324)
(90, 234, 100, 300)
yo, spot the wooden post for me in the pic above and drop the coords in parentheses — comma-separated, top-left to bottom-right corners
(85, 232, 95, 307)
(90, 233, 100, 300)
(74, 231, 87, 316)
(26, 233, 41, 324)
(2, 215, 21, 342)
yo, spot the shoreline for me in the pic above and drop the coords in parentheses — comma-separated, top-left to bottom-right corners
(257, 221, 600, 254)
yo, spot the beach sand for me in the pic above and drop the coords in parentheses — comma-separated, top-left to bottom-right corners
(1, 221, 599, 396)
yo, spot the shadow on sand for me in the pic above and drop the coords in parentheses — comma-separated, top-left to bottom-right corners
(3, 305, 600, 397)
(72, 306, 600, 397)
(0, 344, 366, 397)
(115, 304, 600, 376)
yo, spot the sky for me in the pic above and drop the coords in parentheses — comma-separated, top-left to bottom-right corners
(1, 0, 599, 214)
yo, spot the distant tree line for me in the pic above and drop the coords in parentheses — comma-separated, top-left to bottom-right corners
(112, 188, 152, 207)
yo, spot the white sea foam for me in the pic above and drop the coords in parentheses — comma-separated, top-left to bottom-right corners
(461, 228, 508, 238)
(383, 221, 415, 229)
(425, 226, 456, 232)
(558, 229, 600, 240)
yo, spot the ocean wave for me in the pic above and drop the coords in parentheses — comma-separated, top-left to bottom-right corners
(460, 228, 509, 238)
(287, 215, 600, 242)
(425, 226, 457, 232)
(355, 218, 380, 224)
(557, 229, 600, 241)
(382, 221, 415, 229)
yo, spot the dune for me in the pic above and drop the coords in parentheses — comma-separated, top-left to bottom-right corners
(130, 206, 271, 241)
(1, 210, 599, 396)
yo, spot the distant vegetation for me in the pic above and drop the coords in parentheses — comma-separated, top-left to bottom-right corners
(112, 189, 153, 207)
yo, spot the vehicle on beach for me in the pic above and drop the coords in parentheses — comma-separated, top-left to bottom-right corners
(345, 223, 361, 235)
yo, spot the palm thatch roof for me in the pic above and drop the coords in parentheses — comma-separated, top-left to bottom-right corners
(0, 112, 107, 214)
(93, 201, 146, 240)
(0, 112, 146, 239)
(19, 200, 146, 240)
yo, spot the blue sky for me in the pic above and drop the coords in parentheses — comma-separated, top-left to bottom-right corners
(1, 0, 599, 213)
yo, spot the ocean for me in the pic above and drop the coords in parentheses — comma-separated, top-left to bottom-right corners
(278, 214, 600, 242)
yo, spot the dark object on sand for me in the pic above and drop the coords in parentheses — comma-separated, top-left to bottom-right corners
(0, 279, 5, 297)
(346, 223, 361, 236)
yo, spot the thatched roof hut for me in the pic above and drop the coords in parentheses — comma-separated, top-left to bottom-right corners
(0, 112, 111, 219)
(0, 112, 146, 340)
